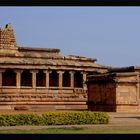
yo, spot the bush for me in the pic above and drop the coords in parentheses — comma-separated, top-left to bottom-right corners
(0, 114, 18, 126)
(15, 114, 45, 126)
(0, 111, 109, 126)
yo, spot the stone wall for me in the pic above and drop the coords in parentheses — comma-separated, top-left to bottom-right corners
(86, 72, 140, 112)
(0, 88, 87, 111)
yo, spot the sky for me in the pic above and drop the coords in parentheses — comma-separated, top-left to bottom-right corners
(0, 7, 140, 67)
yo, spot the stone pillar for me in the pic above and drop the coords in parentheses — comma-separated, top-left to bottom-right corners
(43, 70, 51, 88)
(81, 72, 87, 90)
(82, 72, 87, 83)
(138, 72, 140, 100)
(136, 72, 140, 101)
(0, 69, 5, 87)
(69, 71, 75, 88)
(14, 70, 23, 88)
(30, 70, 38, 88)
(57, 71, 64, 88)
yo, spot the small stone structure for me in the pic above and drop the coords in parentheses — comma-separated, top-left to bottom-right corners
(86, 69, 140, 112)
(0, 24, 108, 111)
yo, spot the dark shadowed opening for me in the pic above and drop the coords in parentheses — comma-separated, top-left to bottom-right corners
(63, 71, 70, 87)
(49, 70, 59, 87)
(21, 70, 32, 86)
(36, 70, 46, 87)
(74, 71, 83, 88)
(2, 69, 16, 86)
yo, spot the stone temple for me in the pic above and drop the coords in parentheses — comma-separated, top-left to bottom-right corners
(1, 23, 140, 113)
(0, 24, 108, 111)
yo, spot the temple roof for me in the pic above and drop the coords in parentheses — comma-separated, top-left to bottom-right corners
(19, 47, 60, 53)
(108, 66, 135, 73)
(0, 24, 109, 71)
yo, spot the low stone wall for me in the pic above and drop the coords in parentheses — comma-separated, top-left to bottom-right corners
(0, 103, 88, 111)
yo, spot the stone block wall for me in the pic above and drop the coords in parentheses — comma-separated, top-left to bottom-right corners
(86, 72, 140, 112)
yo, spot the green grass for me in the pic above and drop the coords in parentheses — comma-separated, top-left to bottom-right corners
(1, 125, 140, 134)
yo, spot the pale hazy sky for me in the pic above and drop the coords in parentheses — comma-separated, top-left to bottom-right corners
(0, 7, 140, 67)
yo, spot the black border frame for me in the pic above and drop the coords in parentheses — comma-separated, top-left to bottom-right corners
(0, 1, 140, 140)
(0, 134, 140, 140)
(0, 0, 140, 6)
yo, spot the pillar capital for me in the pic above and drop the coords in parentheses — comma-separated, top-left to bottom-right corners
(14, 69, 23, 73)
(43, 70, 52, 74)
(57, 71, 65, 74)
(81, 71, 88, 75)
(69, 71, 75, 74)
(30, 70, 39, 73)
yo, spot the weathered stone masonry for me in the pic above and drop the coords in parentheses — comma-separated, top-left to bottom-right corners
(0, 24, 108, 111)
(86, 67, 140, 112)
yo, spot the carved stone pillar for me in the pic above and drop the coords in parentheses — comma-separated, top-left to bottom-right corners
(30, 70, 38, 88)
(43, 70, 51, 88)
(14, 70, 23, 88)
(81, 72, 87, 90)
(0, 69, 5, 87)
(57, 71, 64, 88)
(69, 71, 75, 88)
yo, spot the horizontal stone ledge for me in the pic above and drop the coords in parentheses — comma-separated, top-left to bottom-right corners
(0, 101, 87, 105)
(0, 87, 81, 90)
(0, 93, 85, 96)
(0, 98, 87, 103)
(19, 47, 60, 53)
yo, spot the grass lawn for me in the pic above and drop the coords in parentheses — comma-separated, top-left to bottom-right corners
(0, 125, 140, 134)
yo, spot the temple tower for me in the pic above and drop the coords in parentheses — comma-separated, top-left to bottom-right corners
(0, 24, 17, 50)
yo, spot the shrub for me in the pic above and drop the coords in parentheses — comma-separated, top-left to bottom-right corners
(0, 114, 17, 126)
(0, 111, 109, 126)
(15, 114, 45, 126)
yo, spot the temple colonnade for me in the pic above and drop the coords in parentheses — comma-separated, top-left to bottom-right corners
(0, 69, 87, 90)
